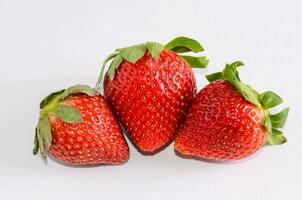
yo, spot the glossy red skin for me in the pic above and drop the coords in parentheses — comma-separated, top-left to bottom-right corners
(175, 80, 267, 161)
(48, 94, 129, 165)
(104, 50, 196, 153)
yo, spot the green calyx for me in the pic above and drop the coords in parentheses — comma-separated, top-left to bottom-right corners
(95, 36, 209, 93)
(206, 61, 289, 145)
(33, 84, 95, 159)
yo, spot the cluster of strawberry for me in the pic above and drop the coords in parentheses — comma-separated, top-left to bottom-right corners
(33, 37, 289, 166)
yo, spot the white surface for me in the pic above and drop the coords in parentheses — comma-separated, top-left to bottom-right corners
(0, 0, 302, 199)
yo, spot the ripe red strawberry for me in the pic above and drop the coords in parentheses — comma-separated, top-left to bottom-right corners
(33, 85, 129, 165)
(175, 61, 289, 161)
(95, 37, 208, 153)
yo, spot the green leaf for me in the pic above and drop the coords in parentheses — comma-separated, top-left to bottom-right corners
(107, 55, 124, 81)
(230, 61, 244, 68)
(117, 44, 147, 64)
(267, 128, 287, 145)
(206, 72, 222, 82)
(40, 85, 95, 110)
(165, 36, 204, 53)
(270, 107, 289, 128)
(95, 52, 118, 93)
(260, 91, 283, 109)
(221, 63, 261, 107)
(33, 128, 39, 155)
(34, 116, 52, 158)
(61, 84, 95, 99)
(146, 42, 164, 59)
(222, 64, 240, 82)
(36, 128, 45, 158)
(53, 105, 83, 124)
(263, 111, 272, 134)
(39, 116, 52, 147)
(229, 61, 244, 81)
(40, 89, 65, 109)
(181, 55, 208, 68)
(232, 82, 261, 107)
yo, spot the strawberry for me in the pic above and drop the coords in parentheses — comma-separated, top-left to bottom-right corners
(175, 61, 289, 161)
(33, 85, 129, 165)
(95, 37, 208, 153)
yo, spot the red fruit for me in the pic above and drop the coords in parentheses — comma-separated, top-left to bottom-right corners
(33, 85, 129, 165)
(175, 61, 289, 161)
(105, 50, 195, 152)
(95, 37, 208, 153)
(175, 80, 266, 160)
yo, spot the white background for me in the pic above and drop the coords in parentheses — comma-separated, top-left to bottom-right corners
(0, 0, 302, 199)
